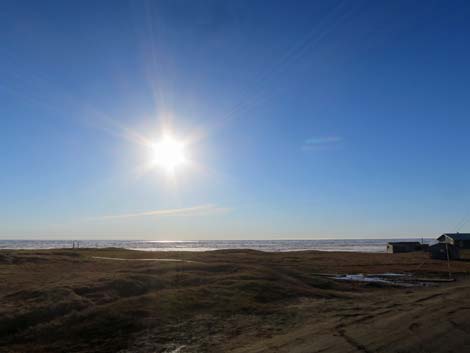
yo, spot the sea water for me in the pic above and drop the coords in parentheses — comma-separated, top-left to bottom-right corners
(0, 238, 433, 253)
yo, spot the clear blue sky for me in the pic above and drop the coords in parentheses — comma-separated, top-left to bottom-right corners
(2, 0, 470, 240)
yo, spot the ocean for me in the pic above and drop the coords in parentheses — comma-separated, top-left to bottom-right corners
(0, 238, 433, 253)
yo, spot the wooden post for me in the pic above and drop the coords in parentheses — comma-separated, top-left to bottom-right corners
(445, 242, 452, 279)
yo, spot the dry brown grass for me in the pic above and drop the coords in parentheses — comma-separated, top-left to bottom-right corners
(1, 249, 470, 352)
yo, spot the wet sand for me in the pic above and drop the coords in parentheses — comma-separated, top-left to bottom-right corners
(1, 248, 470, 352)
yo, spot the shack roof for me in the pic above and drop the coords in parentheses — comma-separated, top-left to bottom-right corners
(437, 233, 470, 243)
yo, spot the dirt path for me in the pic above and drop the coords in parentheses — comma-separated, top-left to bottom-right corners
(92, 256, 198, 262)
(227, 280, 470, 353)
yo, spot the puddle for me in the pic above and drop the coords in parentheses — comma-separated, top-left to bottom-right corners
(374, 273, 409, 277)
(333, 273, 415, 286)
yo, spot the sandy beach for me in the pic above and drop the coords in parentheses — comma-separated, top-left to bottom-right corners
(1, 248, 470, 353)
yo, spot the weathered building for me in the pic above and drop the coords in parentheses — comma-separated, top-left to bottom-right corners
(386, 242, 424, 253)
(430, 233, 470, 260)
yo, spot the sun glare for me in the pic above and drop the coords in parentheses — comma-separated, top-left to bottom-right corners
(150, 133, 187, 174)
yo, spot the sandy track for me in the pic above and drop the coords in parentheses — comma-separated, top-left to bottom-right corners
(228, 280, 470, 353)
(92, 256, 198, 262)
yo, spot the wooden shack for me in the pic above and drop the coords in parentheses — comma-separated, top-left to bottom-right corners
(386, 241, 423, 253)
(431, 233, 470, 260)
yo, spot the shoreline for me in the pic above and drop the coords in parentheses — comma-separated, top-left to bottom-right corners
(0, 238, 435, 254)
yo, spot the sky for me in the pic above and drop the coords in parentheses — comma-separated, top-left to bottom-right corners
(2, 0, 470, 240)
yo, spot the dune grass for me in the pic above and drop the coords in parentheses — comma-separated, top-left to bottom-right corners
(1, 248, 470, 352)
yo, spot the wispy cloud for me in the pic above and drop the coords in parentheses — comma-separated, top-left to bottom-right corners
(302, 136, 343, 151)
(88, 204, 229, 221)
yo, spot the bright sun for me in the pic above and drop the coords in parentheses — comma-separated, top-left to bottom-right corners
(150, 133, 187, 174)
